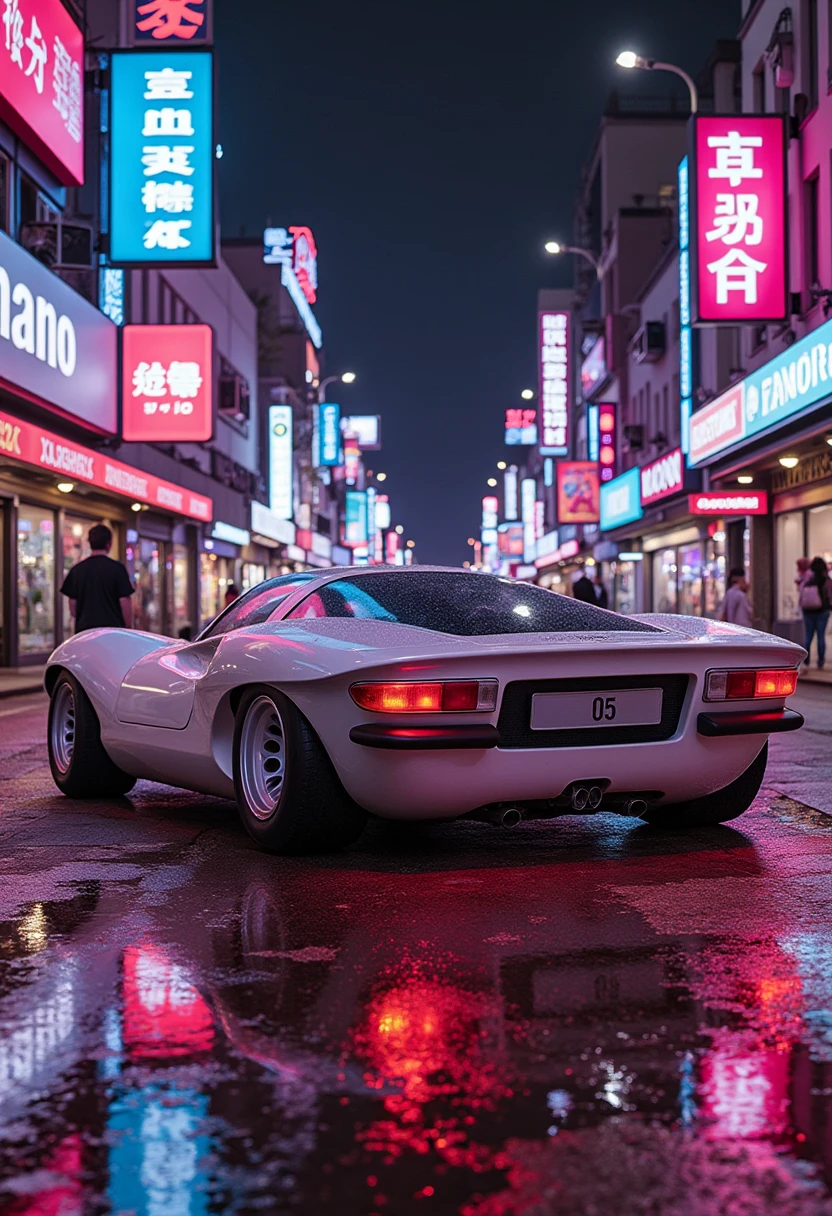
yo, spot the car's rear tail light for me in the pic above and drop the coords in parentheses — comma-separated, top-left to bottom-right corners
(350, 680, 498, 713)
(705, 668, 798, 701)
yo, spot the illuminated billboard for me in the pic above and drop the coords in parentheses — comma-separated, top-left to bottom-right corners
(691, 115, 787, 325)
(268, 405, 293, 520)
(504, 407, 537, 446)
(539, 311, 569, 455)
(122, 324, 213, 442)
(556, 461, 600, 525)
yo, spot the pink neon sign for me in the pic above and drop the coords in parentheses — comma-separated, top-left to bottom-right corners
(693, 116, 787, 324)
(0, 0, 84, 185)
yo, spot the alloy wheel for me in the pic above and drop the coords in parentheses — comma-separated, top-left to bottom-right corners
(239, 696, 287, 821)
(50, 682, 76, 775)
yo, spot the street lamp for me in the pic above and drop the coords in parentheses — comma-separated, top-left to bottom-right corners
(615, 51, 698, 114)
(487, 478, 498, 487)
(520, 389, 535, 401)
(318, 371, 356, 403)
(544, 241, 603, 281)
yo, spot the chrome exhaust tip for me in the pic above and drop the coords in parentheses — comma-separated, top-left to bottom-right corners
(623, 798, 648, 818)
(501, 807, 523, 827)
(587, 786, 603, 810)
(571, 787, 590, 811)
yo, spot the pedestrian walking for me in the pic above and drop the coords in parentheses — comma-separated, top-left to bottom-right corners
(593, 573, 609, 610)
(719, 567, 754, 628)
(60, 524, 135, 634)
(799, 556, 832, 669)
(225, 583, 240, 609)
(572, 568, 597, 605)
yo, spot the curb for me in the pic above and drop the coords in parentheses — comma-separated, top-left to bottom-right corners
(0, 683, 45, 700)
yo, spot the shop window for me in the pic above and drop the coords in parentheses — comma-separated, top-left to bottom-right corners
(18, 505, 55, 654)
(652, 548, 678, 613)
(704, 532, 726, 618)
(808, 503, 832, 566)
(777, 511, 805, 620)
(200, 553, 237, 629)
(61, 516, 91, 638)
(130, 538, 164, 635)
(678, 542, 703, 617)
(613, 561, 637, 616)
(168, 543, 191, 639)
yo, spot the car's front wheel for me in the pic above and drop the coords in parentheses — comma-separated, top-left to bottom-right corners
(232, 685, 367, 854)
(48, 671, 137, 798)
(640, 742, 768, 829)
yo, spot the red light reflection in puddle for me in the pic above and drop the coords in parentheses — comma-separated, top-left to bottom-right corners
(122, 943, 214, 1060)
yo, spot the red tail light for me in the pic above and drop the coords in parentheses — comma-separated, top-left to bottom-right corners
(350, 680, 498, 713)
(705, 668, 798, 701)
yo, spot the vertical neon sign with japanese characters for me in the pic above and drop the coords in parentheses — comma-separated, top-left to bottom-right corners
(122, 324, 213, 442)
(0, 0, 84, 185)
(268, 405, 293, 520)
(691, 116, 787, 324)
(110, 50, 215, 266)
(130, 0, 212, 45)
(539, 311, 569, 455)
(678, 155, 693, 455)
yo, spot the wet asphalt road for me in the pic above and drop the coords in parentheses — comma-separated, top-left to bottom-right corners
(2, 689, 832, 1213)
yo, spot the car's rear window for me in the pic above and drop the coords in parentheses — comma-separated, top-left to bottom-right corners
(289, 572, 660, 636)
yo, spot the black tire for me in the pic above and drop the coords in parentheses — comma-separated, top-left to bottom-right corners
(232, 685, 367, 854)
(640, 742, 768, 829)
(48, 671, 137, 798)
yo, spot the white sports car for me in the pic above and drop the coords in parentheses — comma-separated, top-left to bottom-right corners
(44, 566, 805, 853)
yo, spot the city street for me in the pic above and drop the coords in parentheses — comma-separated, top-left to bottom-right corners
(2, 688, 832, 1212)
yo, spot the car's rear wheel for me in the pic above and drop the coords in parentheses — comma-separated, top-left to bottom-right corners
(48, 671, 137, 798)
(233, 685, 367, 854)
(640, 743, 768, 829)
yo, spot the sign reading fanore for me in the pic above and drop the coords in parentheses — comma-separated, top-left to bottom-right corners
(688, 492, 768, 516)
(640, 448, 684, 506)
(692, 115, 787, 324)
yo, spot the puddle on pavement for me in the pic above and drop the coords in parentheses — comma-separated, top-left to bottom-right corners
(2, 823, 832, 1214)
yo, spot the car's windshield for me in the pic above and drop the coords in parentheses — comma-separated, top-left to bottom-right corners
(289, 572, 660, 636)
(199, 573, 319, 639)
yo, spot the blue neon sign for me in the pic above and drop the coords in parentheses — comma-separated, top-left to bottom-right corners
(110, 50, 215, 266)
(600, 467, 643, 532)
(320, 403, 341, 466)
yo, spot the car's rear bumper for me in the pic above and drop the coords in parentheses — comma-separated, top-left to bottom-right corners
(350, 724, 500, 749)
(696, 708, 804, 736)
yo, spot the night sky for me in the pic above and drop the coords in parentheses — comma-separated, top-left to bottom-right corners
(215, 0, 738, 565)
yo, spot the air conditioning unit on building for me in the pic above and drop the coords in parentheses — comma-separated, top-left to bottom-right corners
(623, 424, 645, 452)
(632, 321, 666, 364)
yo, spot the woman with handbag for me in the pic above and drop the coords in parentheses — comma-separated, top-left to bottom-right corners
(800, 556, 832, 669)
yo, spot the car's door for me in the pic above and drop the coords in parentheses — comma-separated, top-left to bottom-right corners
(115, 575, 320, 728)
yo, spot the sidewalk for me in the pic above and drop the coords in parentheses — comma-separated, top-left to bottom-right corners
(0, 667, 46, 698)
(799, 666, 832, 688)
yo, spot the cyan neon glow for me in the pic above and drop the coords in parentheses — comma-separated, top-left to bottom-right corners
(600, 467, 642, 531)
(320, 403, 341, 466)
(586, 403, 599, 462)
(110, 50, 215, 265)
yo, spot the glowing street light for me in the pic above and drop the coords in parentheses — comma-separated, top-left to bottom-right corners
(487, 477, 498, 487)
(395, 524, 404, 535)
(615, 50, 698, 113)
(544, 240, 603, 280)
(318, 371, 357, 402)
(497, 461, 507, 470)
(520, 389, 535, 401)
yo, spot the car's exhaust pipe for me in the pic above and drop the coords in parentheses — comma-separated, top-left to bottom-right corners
(469, 804, 525, 827)
(500, 807, 523, 828)
(622, 797, 648, 818)
(570, 785, 604, 812)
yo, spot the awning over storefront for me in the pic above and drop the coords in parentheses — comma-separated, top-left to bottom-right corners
(0, 408, 213, 521)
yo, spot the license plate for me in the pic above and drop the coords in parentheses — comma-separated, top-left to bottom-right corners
(530, 688, 663, 731)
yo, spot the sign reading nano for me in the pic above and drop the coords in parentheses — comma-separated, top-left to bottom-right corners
(539, 311, 569, 455)
(122, 324, 213, 442)
(689, 492, 768, 516)
(110, 50, 215, 266)
(691, 115, 787, 324)
(0, 0, 84, 185)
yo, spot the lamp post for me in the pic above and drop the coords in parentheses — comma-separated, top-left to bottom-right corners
(317, 371, 356, 403)
(615, 51, 698, 114)
(544, 241, 603, 281)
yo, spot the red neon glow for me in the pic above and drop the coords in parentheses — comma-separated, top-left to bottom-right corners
(122, 325, 213, 443)
(694, 116, 787, 324)
(689, 491, 768, 516)
(539, 311, 569, 450)
(351, 681, 481, 713)
(0, 409, 212, 520)
(135, 0, 207, 40)
(598, 403, 616, 483)
(122, 944, 214, 1059)
(289, 226, 318, 303)
(0, 0, 84, 185)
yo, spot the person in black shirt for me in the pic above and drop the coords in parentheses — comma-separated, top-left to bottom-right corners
(60, 524, 135, 633)
(594, 573, 609, 610)
(572, 569, 598, 605)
